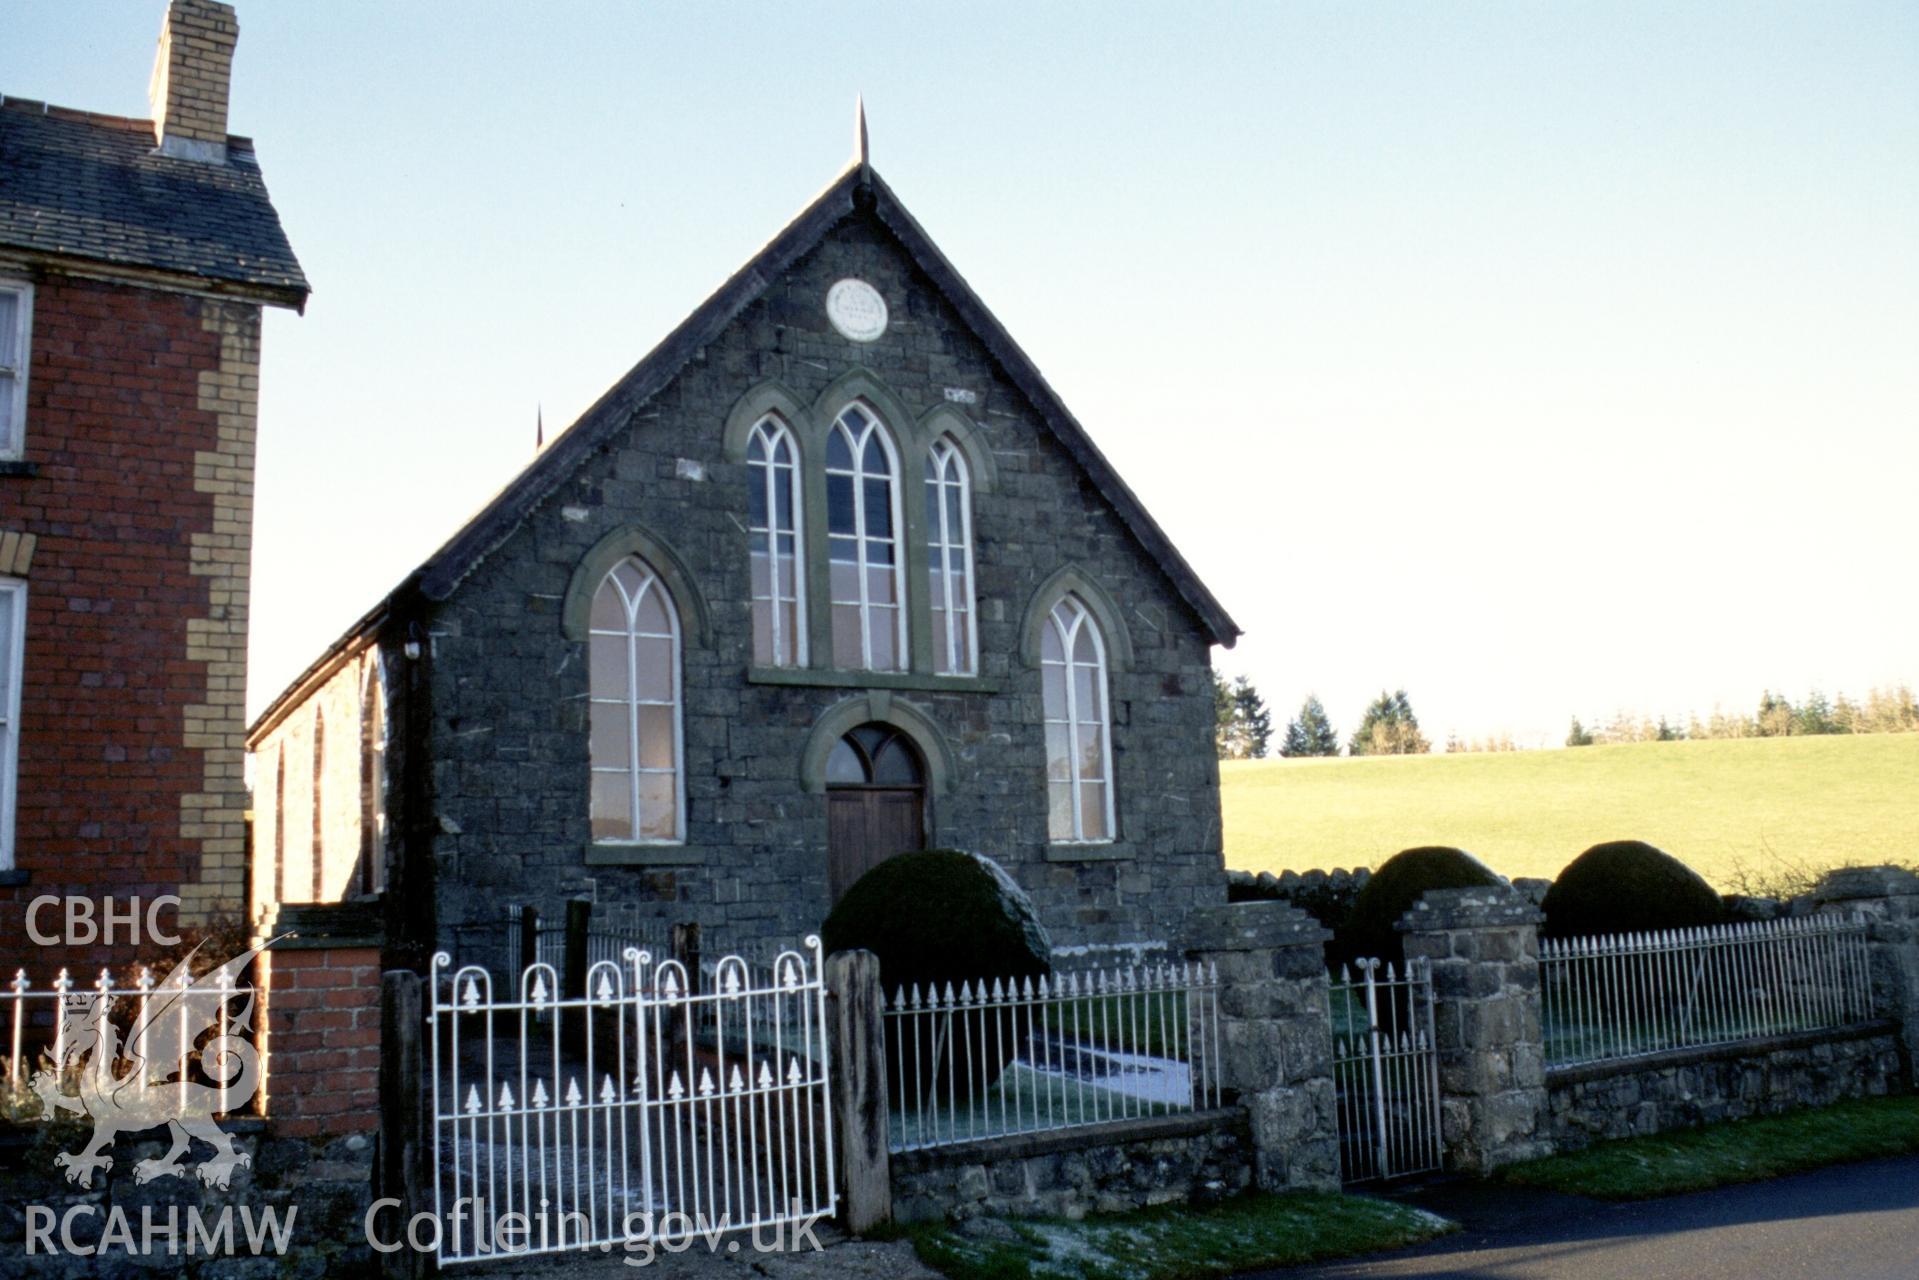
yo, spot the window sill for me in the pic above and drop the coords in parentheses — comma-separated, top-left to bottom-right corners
(0, 868, 27, 887)
(585, 843, 703, 867)
(0, 460, 37, 478)
(1044, 842, 1132, 864)
(747, 666, 998, 695)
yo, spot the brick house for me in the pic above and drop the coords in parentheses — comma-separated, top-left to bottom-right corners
(0, 0, 307, 972)
(250, 142, 1237, 964)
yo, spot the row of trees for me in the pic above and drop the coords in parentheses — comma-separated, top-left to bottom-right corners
(1213, 676, 1430, 759)
(1568, 685, 1919, 747)
(1218, 676, 1919, 760)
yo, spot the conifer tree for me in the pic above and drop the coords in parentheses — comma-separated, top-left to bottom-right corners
(1281, 695, 1340, 757)
(1213, 670, 1276, 759)
(1349, 689, 1431, 755)
(1212, 669, 1235, 759)
(1230, 677, 1274, 759)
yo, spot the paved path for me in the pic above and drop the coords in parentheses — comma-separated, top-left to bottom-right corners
(1246, 1153, 1919, 1280)
(462, 1227, 941, 1279)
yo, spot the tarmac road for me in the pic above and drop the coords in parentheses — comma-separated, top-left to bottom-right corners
(1244, 1153, 1919, 1280)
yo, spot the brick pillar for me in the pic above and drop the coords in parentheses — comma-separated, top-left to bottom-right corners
(1803, 865, 1919, 1085)
(258, 900, 384, 1138)
(1188, 900, 1339, 1192)
(1398, 886, 1549, 1173)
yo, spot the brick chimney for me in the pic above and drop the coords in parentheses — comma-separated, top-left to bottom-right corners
(148, 0, 239, 163)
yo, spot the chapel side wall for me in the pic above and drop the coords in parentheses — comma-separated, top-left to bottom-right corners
(247, 647, 381, 923)
(422, 216, 1225, 955)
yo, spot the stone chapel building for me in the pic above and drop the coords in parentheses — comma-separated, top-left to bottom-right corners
(248, 145, 1237, 963)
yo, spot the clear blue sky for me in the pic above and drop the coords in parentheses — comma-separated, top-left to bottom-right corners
(6, 2, 1916, 746)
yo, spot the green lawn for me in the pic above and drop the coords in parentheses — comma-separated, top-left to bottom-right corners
(1497, 1095, 1919, 1199)
(1221, 734, 1919, 890)
(895, 1191, 1453, 1280)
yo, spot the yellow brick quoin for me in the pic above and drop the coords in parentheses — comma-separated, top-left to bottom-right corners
(178, 300, 259, 927)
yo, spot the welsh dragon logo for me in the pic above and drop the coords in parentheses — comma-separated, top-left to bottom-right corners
(30, 938, 278, 1189)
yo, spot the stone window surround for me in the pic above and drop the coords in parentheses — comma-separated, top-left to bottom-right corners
(585, 556, 688, 848)
(563, 524, 711, 865)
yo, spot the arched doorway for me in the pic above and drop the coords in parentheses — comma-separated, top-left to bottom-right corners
(826, 723, 926, 901)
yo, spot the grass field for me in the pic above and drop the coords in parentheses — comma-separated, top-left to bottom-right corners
(1220, 733, 1919, 890)
(1498, 1096, 1919, 1199)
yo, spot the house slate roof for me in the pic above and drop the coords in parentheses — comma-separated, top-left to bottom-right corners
(249, 161, 1238, 740)
(0, 96, 308, 307)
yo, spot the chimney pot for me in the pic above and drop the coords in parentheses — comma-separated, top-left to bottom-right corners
(149, 0, 239, 163)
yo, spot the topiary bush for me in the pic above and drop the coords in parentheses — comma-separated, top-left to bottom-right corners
(1542, 840, 1725, 938)
(822, 849, 1052, 1099)
(1333, 846, 1504, 967)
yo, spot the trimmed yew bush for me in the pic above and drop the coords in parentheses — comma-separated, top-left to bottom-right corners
(1542, 840, 1725, 938)
(822, 849, 1051, 1099)
(1335, 846, 1504, 966)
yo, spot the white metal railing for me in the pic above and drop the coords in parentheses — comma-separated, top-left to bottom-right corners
(1051, 939, 1173, 969)
(427, 939, 834, 1267)
(501, 906, 671, 975)
(1330, 958, 1441, 1183)
(697, 938, 821, 1063)
(5, 966, 250, 1119)
(883, 961, 1222, 1154)
(1541, 914, 1875, 1068)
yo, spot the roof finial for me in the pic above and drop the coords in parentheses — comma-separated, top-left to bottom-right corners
(854, 93, 869, 166)
(535, 404, 544, 451)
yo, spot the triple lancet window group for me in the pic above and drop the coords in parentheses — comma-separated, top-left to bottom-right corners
(589, 399, 1113, 847)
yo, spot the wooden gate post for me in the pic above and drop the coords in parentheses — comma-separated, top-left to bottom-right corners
(518, 904, 538, 975)
(379, 969, 431, 1279)
(563, 898, 592, 1002)
(671, 921, 702, 994)
(826, 949, 891, 1233)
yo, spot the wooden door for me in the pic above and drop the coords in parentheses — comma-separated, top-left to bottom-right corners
(825, 724, 928, 901)
(827, 789, 924, 901)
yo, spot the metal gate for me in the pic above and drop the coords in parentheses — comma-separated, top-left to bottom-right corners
(426, 937, 836, 1266)
(1330, 957, 1441, 1182)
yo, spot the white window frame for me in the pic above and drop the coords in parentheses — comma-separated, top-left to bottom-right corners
(0, 279, 32, 460)
(926, 437, 978, 676)
(1041, 595, 1115, 844)
(746, 414, 807, 667)
(0, 579, 25, 870)
(588, 557, 685, 844)
(825, 402, 908, 671)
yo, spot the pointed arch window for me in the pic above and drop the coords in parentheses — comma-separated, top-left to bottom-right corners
(746, 415, 805, 667)
(1041, 595, 1114, 843)
(588, 556, 684, 843)
(926, 437, 977, 676)
(825, 404, 906, 671)
(359, 663, 387, 895)
(272, 749, 287, 902)
(311, 711, 326, 900)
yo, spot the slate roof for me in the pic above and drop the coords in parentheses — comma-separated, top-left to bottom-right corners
(0, 96, 307, 307)
(250, 161, 1237, 739)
